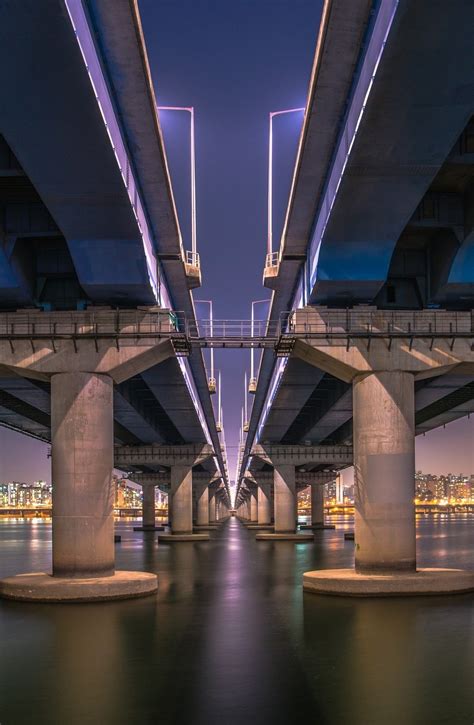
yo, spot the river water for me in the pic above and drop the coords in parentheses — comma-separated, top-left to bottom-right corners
(0, 515, 472, 724)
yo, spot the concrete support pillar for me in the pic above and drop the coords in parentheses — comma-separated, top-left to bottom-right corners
(142, 485, 156, 528)
(250, 488, 258, 522)
(170, 466, 193, 535)
(196, 483, 209, 526)
(273, 464, 296, 534)
(257, 483, 272, 524)
(353, 371, 416, 573)
(51, 372, 114, 578)
(209, 488, 217, 522)
(167, 492, 172, 526)
(311, 484, 324, 527)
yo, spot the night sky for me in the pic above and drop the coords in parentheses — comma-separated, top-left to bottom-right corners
(0, 0, 472, 485)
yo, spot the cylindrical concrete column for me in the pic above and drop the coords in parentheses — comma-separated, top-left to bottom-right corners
(167, 491, 172, 526)
(273, 464, 296, 533)
(353, 371, 416, 573)
(257, 483, 272, 524)
(142, 485, 156, 528)
(311, 484, 324, 526)
(51, 372, 114, 578)
(170, 466, 193, 535)
(250, 489, 258, 522)
(196, 483, 209, 525)
(209, 488, 217, 522)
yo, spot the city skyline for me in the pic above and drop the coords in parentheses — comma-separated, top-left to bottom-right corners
(0, 416, 472, 487)
(0, 392, 472, 492)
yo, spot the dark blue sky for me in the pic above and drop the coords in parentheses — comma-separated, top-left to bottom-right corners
(0, 0, 472, 484)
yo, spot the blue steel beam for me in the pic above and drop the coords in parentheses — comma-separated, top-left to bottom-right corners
(307, 0, 474, 304)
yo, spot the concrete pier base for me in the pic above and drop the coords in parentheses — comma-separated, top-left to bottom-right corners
(255, 532, 314, 541)
(133, 526, 165, 532)
(0, 571, 158, 603)
(303, 568, 474, 597)
(300, 524, 336, 530)
(158, 533, 210, 542)
(193, 524, 218, 531)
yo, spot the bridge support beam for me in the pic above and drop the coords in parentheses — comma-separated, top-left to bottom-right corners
(133, 484, 164, 532)
(297, 308, 474, 594)
(311, 484, 324, 527)
(209, 488, 217, 523)
(274, 465, 296, 533)
(0, 371, 157, 601)
(52, 372, 115, 578)
(299, 477, 336, 530)
(171, 466, 192, 534)
(250, 488, 258, 523)
(258, 483, 272, 525)
(353, 371, 416, 573)
(256, 465, 314, 540)
(158, 466, 210, 542)
(196, 483, 209, 526)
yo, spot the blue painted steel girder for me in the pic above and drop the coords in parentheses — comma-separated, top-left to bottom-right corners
(0, 0, 157, 306)
(308, 0, 474, 305)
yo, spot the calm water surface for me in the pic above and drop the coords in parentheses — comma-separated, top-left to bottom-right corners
(0, 515, 473, 725)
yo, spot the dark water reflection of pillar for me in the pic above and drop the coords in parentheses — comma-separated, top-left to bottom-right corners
(186, 519, 319, 725)
(303, 592, 474, 725)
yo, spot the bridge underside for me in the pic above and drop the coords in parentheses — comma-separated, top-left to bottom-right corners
(258, 357, 474, 451)
(310, 0, 474, 307)
(0, 1, 226, 490)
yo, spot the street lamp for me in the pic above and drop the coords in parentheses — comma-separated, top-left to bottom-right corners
(243, 372, 250, 431)
(158, 105, 201, 287)
(264, 107, 305, 285)
(195, 299, 216, 394)
(249, 298, 270, 393)
(216, 370, 223, 432)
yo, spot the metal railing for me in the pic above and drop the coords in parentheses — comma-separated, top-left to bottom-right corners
(0, 308, 472, 350)
(283, 309, 474, 338)
(186, 317, 280, 347)
(0, 309, 180, 341)
(264, 251, 280, 269)
(185, 250, 201, 268)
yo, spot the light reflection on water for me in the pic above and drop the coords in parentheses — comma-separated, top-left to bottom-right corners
(0, 516, 472, 724)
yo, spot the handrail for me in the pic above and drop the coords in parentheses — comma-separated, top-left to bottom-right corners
(264, 251, 280, 268)
(0, 309, 472, 344)
(185, 250, 200, 268)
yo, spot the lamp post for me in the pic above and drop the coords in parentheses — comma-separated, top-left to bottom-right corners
(243, 373, 250, 431)
(249, 298, 270, 393)
(266, 107, 305, 268)
(158, 105, 198, 266)
(216, 370, 223, 432)
(195, 299, 216, 393)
